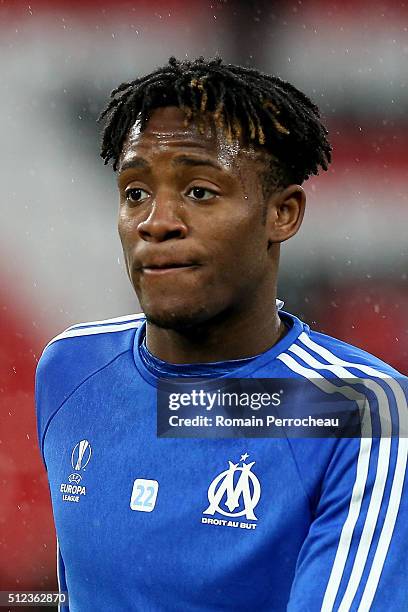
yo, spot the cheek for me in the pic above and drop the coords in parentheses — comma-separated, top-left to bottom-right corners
(117, 210, 136, 245)
(208, 216, 268, 285)
(117, 216, 137, 277)
(214, 211, 266, 258)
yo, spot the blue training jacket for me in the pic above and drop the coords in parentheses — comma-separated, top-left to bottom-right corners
(35, 310, 408, 611)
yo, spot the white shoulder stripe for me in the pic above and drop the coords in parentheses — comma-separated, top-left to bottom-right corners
(299, 332, 396, 379)
(277, 351, 376, 611)
(277, 352, 370, 430)
(286, 343, 393, 611)
(295, 334, 407, 611)
(45, 319, 143, 350)
(66, 312, 144, 330)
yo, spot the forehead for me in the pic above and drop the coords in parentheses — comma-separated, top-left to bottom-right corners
(119, 106, 265, 171)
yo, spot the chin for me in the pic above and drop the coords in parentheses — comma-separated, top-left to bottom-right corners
(142, 301, 221, 332)
(144, 310, 209, 331)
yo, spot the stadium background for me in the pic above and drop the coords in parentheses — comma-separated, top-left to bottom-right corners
(0, 0, 406, 604)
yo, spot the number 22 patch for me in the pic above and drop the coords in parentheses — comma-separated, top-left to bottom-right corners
(130, 479, 159, 512)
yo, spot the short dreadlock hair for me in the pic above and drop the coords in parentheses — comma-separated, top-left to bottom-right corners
(99, 56, 332, 192)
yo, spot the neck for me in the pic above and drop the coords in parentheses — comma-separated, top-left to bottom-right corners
(145, 295, 286, 364)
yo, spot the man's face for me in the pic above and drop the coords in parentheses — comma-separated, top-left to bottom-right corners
(117, 106, 278, 330)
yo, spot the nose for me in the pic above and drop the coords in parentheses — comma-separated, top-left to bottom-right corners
(137, 192, 188, 242)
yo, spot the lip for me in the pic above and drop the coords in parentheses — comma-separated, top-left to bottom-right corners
(141, 264, 200, 275)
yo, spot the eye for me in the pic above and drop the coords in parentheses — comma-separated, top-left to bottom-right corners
(125, 187, 150, 204)
(186, 186, 217, 201)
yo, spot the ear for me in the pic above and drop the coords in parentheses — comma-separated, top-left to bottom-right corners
(265, 184, 306, 244)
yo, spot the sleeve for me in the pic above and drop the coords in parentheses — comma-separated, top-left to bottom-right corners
(35, 354, 47, 469)
(35, 345, 70, 611)
(34, 326, 130, 467)
(34, 332, 93, 467)
(287, 377, 408, 611)
(34, 343, 58, 469)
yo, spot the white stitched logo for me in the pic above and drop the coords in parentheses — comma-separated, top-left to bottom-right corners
(203, 454, 261, 521)
(60, 440, 92, 504)
(71, 439, 92, 471)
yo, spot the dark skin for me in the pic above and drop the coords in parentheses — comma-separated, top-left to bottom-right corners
(117, 106, 306, 364)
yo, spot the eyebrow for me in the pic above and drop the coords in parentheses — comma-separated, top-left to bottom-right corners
(119, 158, 149, 173)
(172, 155, 223, 171)
(118, 155, 223, 176)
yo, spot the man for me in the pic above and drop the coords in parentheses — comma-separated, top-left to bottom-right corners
(35, 57, 407, 611)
